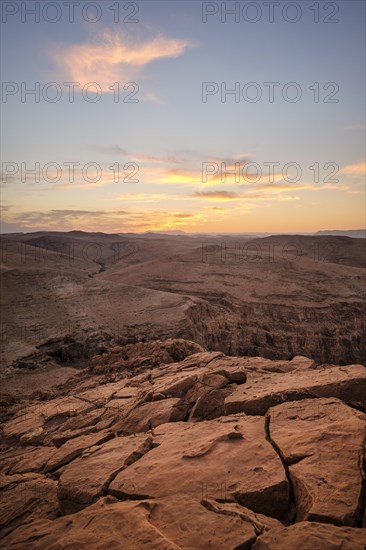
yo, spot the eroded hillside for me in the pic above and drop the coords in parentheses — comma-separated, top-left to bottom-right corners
(1, 232, 365, 370)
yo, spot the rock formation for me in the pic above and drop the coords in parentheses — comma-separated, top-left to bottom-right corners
(0, 339, 365, 548)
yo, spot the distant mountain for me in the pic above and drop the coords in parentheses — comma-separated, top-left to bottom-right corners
(315, 230, 366, 238)
(118, 230, 189, 239)
(3, 228, 365, 239)
(144, 230, 187, 235)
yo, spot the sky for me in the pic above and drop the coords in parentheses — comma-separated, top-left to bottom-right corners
(1, 0, 365, 234)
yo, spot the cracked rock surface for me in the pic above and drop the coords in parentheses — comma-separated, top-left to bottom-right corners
(0, 340, 365, 548)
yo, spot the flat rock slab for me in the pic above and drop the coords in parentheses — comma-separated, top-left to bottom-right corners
(147, 496, 258, 549)
(238, 356, 316, 373)
(58, 433, 154, 513)
(149, 352, 247, 390)
(3, 396, 97, 441)
(225, 364, 366, 416)
(268, 397, 366, 526)
(252, 521, 366, 550)
(0, 495, 277, 549)
(0, 446, 56, 475)
(48, 407, 107, 446)
(73, 381, 130, 405)
(0, 473, 58, 539)
(200, 499, 283, 535)
(1, 497, 178, 549)
(0, 432, 112, 477)
(44, 430, 113, 472)
(111, 398, 187, 434)
(110, 416, 290, 519)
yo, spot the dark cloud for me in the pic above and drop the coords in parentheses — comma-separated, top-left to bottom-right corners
(194, 191, 241, 199)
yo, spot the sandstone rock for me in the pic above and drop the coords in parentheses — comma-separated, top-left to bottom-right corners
(201, 499, 283, 535)
(37, 396, 97, 427)
(19, 427, 44, 446)
(88, 338, 204, 375)
(74, 383, 123, 404)
(149, 371, 198, 398)
(58, 434, 155, 513)
(2, 410, 43, 441)
(110, 416, 290, 519)
(239, 355, 316, 373)
(49, 408, 106, 446)
(133, 352, 247, 422)
(225, 364, 366, 416)
(252, 521, 366, 549)
(92, 352, 249, 434)
(112, 386, 138, 399)
(0, 472, 58, 538)
(147, 496, 258, 549)
(111, 398, 188, 434)
(44, 430, 113, 472)
(3, 396, 97, 442)
(1, 343, 364, 548)
(1, 495, 274, 549)
(72, 379, 137, 405)
(0, 446, 56, 475)
(188, 386, 228, 421)
(268, 397, 366, 526)
(0, 497, 177, 549)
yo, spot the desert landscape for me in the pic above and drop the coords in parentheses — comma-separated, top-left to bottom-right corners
(1, 0, 365, 547)
(0, 231, 365, 548)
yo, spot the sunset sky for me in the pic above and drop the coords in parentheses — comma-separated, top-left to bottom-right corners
(1, 0, 365, 234)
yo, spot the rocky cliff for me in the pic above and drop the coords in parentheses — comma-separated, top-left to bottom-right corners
(1, 339, 365, 548)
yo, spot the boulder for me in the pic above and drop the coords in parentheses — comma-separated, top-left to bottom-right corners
(252, 521, 366, 549)
(268, 397, 366, 526)
(225, 364, 366, 416)
(0, 472, 58, 538)
(1, 495, 275, 549)
(58, 434, 155, 513)
(110, 416, 290, 520)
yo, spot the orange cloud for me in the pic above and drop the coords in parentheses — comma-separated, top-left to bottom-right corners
(161, 165, 287, 187)
(340, 162, 366, 176)
(51, 30, 192, 92)
(2, 208, 205, 233)
(194, 191, 240, 200)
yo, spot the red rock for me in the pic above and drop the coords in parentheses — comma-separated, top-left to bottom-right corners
(58, 434, 155, 513)
(252, 521, 366, 549)
(0, 472, 58, 538)
(268, 397, 366, 526)
(110, 416, 290, 519)
(225, 364, 366, 415)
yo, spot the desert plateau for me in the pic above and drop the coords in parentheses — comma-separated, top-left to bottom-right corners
(0, 231, 365, 549)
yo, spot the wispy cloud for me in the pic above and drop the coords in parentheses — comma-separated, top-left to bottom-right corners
(51, 29, 192, 93)
(161, 163, 285, 187)
(194, 190, 301, 202)
(2, 208, 205, 233)
(340, 162, 366, 177)
(194, 191, 241, 200)
(97, 145, 185, 164)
